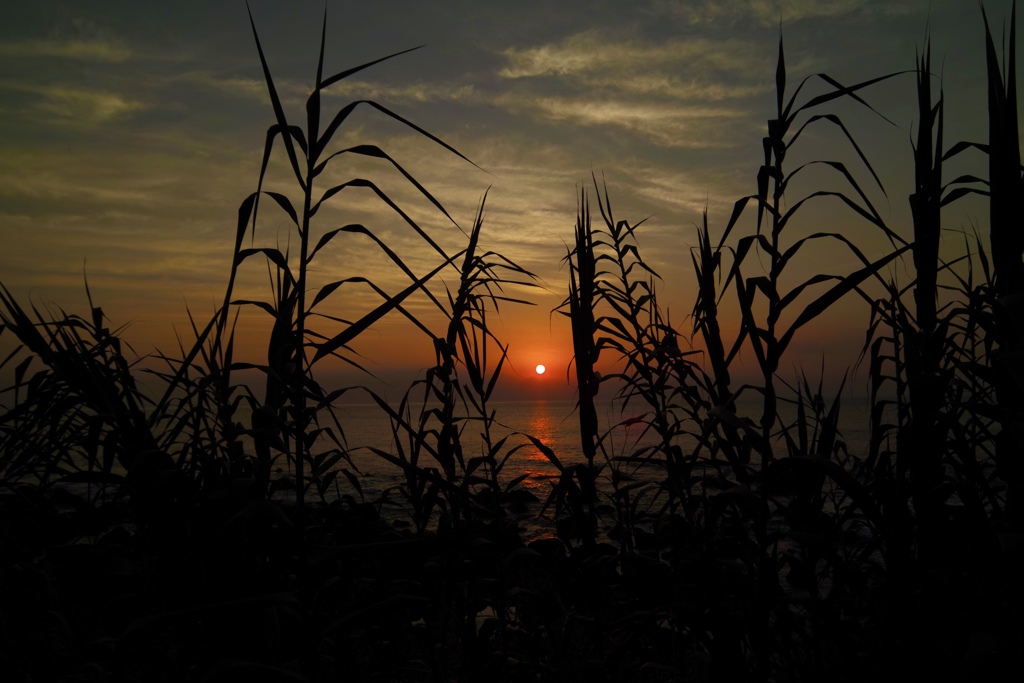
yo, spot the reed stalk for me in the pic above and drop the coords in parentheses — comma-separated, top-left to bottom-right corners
(718, 34, 908, 468)
(906, 35, 947, 564)
(981, 1, 1024, 531)
(229, 6, 474, 523)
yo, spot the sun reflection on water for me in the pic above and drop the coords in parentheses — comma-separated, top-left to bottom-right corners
(524, 401, 557, 461)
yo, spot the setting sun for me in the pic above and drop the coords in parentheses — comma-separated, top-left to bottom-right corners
(535, 364, 546, 375)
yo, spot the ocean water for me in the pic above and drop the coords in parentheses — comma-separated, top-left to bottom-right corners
(320, 393, 879, 505)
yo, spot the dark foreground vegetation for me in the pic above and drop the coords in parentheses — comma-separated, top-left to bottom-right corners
(2, 5, 1023, 681)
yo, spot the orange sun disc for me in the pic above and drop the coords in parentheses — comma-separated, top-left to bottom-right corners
(535, 364, 546, 375)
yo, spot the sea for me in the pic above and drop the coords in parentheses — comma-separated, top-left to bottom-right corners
(316, 393, 880, 509)
(49, 391, 881, 539)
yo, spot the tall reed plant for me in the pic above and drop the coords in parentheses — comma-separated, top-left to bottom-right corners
(220, 7, 477, 520)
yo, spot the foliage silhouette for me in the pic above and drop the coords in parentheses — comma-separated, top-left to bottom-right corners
(2, 4, 1023, 681)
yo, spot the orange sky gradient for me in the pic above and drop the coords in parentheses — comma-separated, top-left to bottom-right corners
(0, 0, 1009, 406)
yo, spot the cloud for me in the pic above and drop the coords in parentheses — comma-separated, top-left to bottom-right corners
(31, 85, 146, 124)
(500, 32, 757, 81)
(626, 168, 733, 217)
(195, 75, 272, 100)
(584, 74, 768, 102)
(489, 30, 774, 146)
(178, 70, 481, 112)
(493, 31, 771, 139)
(0, 39, 132, 62)
(646, 0, 914, 27)
(496, 94, 749, 148)
(321, 80, 480, 105)
(753, 0, 914, 23)
(0, 80, 146, 126)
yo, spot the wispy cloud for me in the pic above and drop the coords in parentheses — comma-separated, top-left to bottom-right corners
(496, 94, 749, 148)
(178, 70, 481, 111)
(646, 0, 914, 27)
(0, 82, 147, 125)
(321, 80, 481, 105)
(753, 0, 915, 23)
(0, 38, 132, 62)
(500, 32, 760, 82)
(493, 31, 770, 142)
(36, 85, 145, 124)
(583, 73, 768, 102)
(191, 74, 272, 100)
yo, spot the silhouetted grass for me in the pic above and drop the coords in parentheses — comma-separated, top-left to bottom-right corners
(2, 4, 1023, 681)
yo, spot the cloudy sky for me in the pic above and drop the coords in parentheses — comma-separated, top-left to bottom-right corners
(0, 0, 1008, 400)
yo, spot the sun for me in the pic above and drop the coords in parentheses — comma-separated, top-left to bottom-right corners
(535, 364, 546, 375)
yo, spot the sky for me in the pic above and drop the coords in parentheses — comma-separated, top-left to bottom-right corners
(0, 0, 1010, 403)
